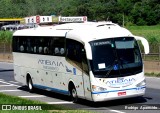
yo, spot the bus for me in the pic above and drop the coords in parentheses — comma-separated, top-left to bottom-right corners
(12, 22, 149, 102)
(1, 23, 36, 31)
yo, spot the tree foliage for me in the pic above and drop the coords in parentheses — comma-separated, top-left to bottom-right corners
(0, 0, 159, 25)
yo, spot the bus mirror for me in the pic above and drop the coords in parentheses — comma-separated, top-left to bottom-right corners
(134, 36, 149, 54)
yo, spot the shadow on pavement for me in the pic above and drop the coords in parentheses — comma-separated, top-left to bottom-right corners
(17, 85, 150, 110)
(0, 69, 13, 72)
(18, 86, 71, 101)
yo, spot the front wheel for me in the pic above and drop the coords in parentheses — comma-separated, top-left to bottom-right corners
(70, 86, 78, 103)
(27, 77, 34, 93)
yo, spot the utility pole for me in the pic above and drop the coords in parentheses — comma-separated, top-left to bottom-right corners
(123, 13, 124, 27)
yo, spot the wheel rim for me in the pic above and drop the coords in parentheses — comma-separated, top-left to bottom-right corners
(72, 88, 77, 98)
(71, 88, 78, 102)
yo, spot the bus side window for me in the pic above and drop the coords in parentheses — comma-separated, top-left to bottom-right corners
(60, 48, 64, 55)
(38, 38, 44, 54)
(66, 39, 83, 70)
(39, 47, 43, 54)
(34, 46, 37, 53)
(52, 37, 65, 56)
(13, 36, 20, 52)
(26, 38, 32, 53)
(33, 38, 39, 54)
(19, 37, 26, 53)
(20, 45, 24, 52)
(54, 47, 59, 55)
(44, 47, 49, 54)
(82, 49, 89, 75)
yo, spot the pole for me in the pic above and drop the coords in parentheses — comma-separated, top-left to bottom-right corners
(123, 13, 124, 27)
(159, 45, 160, 61)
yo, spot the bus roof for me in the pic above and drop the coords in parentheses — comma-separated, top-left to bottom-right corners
(13, 26, 68, 37)
(65, 22, 133, 43)
(13, 22, 133, 42)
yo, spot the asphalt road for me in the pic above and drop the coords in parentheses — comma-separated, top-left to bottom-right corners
(0, 62, 160, 113)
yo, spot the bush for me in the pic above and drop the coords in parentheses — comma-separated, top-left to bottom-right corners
(0, 31, 13, 43)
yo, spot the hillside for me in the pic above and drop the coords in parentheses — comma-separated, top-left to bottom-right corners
(0, 0, 160, 25)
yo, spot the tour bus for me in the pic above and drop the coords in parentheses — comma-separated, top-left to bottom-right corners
(12, 22, 149, 102)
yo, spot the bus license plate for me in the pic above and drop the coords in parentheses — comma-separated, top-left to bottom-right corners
(118, 92, 126, 96)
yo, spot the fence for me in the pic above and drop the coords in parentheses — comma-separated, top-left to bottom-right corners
(0, 42, 12, 62)
(142, 53, 160, 73)
(0, 42, 160, 73)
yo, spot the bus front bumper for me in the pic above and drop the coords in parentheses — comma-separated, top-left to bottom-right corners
(91, 86, 145, 102)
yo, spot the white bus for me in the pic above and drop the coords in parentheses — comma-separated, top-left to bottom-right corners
(12, 22, 149, 102)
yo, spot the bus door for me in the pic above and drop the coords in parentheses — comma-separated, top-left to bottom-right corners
(66, 39, 85, 97)
(81, 48, 92, 100)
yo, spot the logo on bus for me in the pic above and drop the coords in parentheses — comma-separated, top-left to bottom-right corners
(106, 78, 135, 87)
(38, 59, 64, 71)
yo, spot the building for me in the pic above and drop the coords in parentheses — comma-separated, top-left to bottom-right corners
(0, 18, 23, 28)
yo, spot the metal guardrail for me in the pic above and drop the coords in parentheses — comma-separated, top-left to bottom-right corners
(142, 53, 160, 61)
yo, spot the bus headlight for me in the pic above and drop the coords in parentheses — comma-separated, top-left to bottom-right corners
(136, 79, 146, 87)
(92, 85, 107, 92)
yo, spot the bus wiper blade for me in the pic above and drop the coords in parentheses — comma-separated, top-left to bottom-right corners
(105, 60, 118, 77)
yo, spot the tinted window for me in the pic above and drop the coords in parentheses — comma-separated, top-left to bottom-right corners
(66, 39, 83, 70)
(89, 37, 142, 78)
(12, 36, 65, 56)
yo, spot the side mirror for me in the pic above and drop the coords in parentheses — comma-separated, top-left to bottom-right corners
(134, 36, 149, 54)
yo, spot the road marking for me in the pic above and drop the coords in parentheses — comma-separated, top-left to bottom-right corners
(47, 102, 73, 104)
(9, 81, 19, 84)
(0, 79, 4, 81)
(0, 80, 21, 87)
(110, 110, 126, 113)
(0, 84, 14, 87)
(19, 95, 46, 98)
(0, 90, 21, 92)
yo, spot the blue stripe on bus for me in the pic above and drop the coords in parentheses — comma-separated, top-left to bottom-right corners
(33, 84, 69, 95)
(92, 86, 146, 94)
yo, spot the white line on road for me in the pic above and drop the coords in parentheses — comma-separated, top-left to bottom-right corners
(47, 102, 73, 104)
(110, 110, 126, 113)
(0, 90, 21, 92)
(0, 84, 14, 87)
(0, 79, 4, 81)
(18, 95, 46, 98)
(9, 81, 19, 84)
(0, 80, 21, 87)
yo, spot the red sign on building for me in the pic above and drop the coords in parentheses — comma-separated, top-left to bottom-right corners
(36, 16, 40, 24)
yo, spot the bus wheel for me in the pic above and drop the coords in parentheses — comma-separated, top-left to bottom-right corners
(70, 86, 78, 102)
(27, 77, 34, 93)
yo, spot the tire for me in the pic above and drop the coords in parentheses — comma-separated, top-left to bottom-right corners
(70, 86, 78, 103)
(27, 77, 34, 93)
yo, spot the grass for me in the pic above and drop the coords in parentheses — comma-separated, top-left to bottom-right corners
(0, 93, 90, 113)
(0, 93, 58, 113)
(127, 25, 160, 52)
(126, 25, 160, 41)
(145, 72, 160, 77)
(0, 31, 13, 43)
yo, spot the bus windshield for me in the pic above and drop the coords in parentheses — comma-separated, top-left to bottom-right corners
(89, 37, 142, 78)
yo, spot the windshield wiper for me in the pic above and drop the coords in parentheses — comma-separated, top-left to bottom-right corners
(105, 59, 118, 77)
